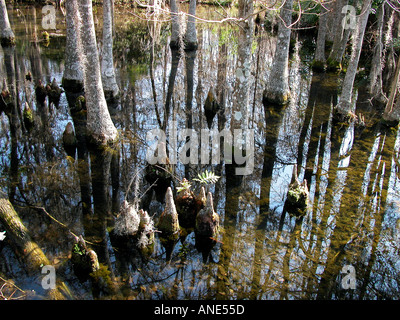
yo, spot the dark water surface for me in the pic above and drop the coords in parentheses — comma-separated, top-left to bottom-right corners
(0, 3, 400, 300)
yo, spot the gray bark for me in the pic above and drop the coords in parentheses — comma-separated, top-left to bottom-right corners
(327, 0, 350, 70)
(383, 52, 400, 122)
(170, 0, 180, 48)
(313, 3, 330, 70)
(101, 0, 119, 98)
(231, 0, 253, 130)
(337, 0, 372, 115)
(63, 0, 83, 85)
(264, 0, 293, 105)
(185, 0, 197, 50)
(0, 0, 15, 46)
(216, 32, 227, 132)
(367, 4, 384, 100)
(78, 0, 118, 145)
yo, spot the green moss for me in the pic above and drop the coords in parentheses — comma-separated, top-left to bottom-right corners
(89, 263, 115, 296)
(286, 184, 309, 218)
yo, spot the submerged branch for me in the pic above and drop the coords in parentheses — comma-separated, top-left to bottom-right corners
(0, 194, 72, 299)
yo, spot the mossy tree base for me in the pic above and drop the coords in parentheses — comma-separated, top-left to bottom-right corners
(62, 78, 84, 94)
(311, 60, 326, 72)
(0, 36, 15, 47)
(169, 40, 198, 52)
(262, 88, 291, 107)
(381, 111, 400, 128)
(184, 41, 198, 51)
(326, 58, 342, 73)
(169, 40, 180, 50)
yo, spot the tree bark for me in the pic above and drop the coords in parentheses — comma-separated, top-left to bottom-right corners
(216, 30, 227, 132)
(263, 0, 293, 106)
(184, 0, 197, 50)
(312, 2, 329, 71)
(327, 0, 350, 71)
(101, 0, 119, 100)
(0, 0, 15, 46)
(383, 52, 400, 123)
(63, 0, 84, 92)
(78, 0, 118, 145)
(336, 0, 372, 116)
(231, 0, 253, 130)
(0, 195, 71, 300)
(170, 0, 180, 49)
(367, 3, 385, 102)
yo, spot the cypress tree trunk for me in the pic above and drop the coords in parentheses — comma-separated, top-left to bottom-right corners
(383, 52, 400, 123)
(78, 0, 118, 146)
(170, 0, 180, 49)
(184, 0, 197, 50)
(312, 3, 329, 71)
(367, 4, 385, 104)
(0, 0, 15, 46)
(327, 0, 350, 71)
(101, 0, 119, 100)
(231, 0, 253, 130)
(263, 0, 293, 106)
(63, 0, 84, 93)
(336, 0, 372, 117)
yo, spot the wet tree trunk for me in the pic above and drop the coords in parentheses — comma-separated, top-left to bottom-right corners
(101, 0, 119, 100)
(78, 0, 118, 146)
(231, 0, 253, 130)
(163, 48, 180, 131)
(89, 147, 113, 265)
(0, 0, 15, 46)
(0, 194, 70, 300)
(184, 49, 196, 179)
(336, 0, 372, 117)
(63, 0, 91, 223)
(62, 0, 83, 92)
(2, 46, 20, 204)
(367, 4, 385, 102)
(217, 32, 227, 132)
(312, 3, 329, 71)
(382, 10, 397, 93)
(184, 0, 197, 50)
(169, 0, 180, 49)
(383, 52, 400, 123)
(327, 0, 350, 71)
(263, 0, 293, 106)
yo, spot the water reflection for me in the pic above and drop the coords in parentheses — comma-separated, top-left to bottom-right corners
(0, 4, 400, 300)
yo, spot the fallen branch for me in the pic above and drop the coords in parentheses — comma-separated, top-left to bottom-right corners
(0, 194, 72, 299)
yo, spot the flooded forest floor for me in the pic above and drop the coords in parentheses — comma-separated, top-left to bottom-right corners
(0, 2, 400, 300)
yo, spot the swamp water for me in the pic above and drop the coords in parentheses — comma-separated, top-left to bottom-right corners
(0, 3, 400, 300)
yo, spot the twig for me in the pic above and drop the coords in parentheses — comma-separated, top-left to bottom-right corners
(29, 205, 100, 247)
(0, 276, 26, 300)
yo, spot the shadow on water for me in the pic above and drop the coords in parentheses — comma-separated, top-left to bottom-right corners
(0, 3, 400, 300)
